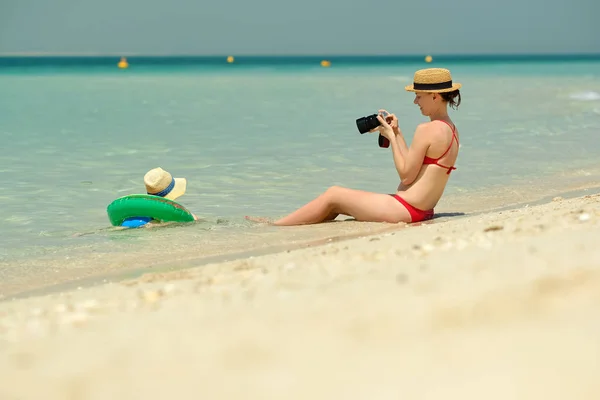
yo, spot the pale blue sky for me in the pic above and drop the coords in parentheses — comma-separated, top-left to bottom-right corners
(0, 0, 598, 55)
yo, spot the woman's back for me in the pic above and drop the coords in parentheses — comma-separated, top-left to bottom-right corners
(398, 120, 460, 210)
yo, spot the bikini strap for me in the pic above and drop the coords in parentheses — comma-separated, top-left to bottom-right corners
(433, 124, 456, 158)
(437, 119, 457, 134)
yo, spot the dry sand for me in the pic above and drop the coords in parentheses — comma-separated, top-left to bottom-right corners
(1, 192, 600, 399)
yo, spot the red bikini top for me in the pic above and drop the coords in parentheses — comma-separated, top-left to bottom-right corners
(422, 120, 459, 174)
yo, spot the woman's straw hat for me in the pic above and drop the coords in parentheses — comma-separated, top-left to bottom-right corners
(405, 68, 462, 93)
(144, 167, 187, 201)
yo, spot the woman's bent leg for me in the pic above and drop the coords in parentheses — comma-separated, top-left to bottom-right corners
(272, 190, 336, 226)
(273, 186, 411, 226)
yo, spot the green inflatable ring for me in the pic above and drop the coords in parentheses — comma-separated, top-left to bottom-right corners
(106, 194, 195, 226)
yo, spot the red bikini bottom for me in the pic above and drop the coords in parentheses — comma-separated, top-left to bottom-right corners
(390, 194, 434, 223)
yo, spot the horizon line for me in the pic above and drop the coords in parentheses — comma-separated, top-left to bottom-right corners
(1, 52, 600, 58)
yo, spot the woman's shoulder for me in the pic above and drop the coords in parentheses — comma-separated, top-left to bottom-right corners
(414, 121, 448, 137)
(418, 120, 455, 136)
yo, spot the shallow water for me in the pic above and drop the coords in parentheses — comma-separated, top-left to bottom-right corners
(1, 57, 600, 296)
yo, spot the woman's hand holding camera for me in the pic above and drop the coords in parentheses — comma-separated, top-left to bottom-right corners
(379, 109, 400, 132)
(369, 109, 399, 141)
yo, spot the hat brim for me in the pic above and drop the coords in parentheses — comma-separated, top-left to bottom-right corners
(163, 177, 187, 201)
(404, 82, 462, 93)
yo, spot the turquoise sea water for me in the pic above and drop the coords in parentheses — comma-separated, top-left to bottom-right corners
(1, 55, 600, 297)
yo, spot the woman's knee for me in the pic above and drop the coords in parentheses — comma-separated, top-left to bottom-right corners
(324, 185, 344, 200)
(324, 186, 351, 211)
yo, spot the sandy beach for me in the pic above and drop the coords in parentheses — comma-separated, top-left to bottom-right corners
(1, 191, 600, 399)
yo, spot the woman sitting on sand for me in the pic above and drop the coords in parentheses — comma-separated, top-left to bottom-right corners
(247, 67, 462, 226)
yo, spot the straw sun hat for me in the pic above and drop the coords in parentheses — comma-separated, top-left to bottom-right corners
(144, 167, 187, 201)
(405, 68, 462, 93)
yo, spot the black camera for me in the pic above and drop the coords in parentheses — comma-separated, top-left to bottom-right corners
(355, 111, 388, 134)
(355, 114, 381, 134)
(356, 111, 390, 148)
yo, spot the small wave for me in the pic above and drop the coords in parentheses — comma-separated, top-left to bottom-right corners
(569, 91, 600, 101)
(389, 76, 410, 82)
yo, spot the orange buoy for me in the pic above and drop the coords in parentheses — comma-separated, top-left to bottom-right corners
(118, 57, 129, 69)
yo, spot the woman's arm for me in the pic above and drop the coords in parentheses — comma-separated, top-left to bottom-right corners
(388, 124, 431, 186)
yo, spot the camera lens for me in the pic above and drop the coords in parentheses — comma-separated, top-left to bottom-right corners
(356, 113, 381, 134)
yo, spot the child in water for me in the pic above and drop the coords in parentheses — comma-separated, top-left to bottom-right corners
(73, 167, 198, 237)
(122, 167, 198, 228)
